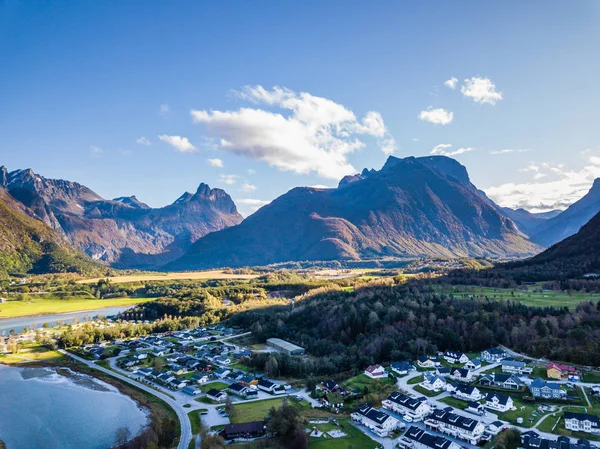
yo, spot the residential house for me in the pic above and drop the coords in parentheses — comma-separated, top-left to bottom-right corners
(479, 373, 524, 390)
(417, 356, 441, 368)
(529, 378, 567, 399)
(136, 367, 153, 377)
(465, 358, 482, 370)
(351, 404, 400, 437)
(466, 401, 485, 416)
(170, 379, 187, 390)
(421, 373, 447, 392)
(157, 372, 175, 384)
(398, 426, 460, 449)
(449, 367, 473, 381)
(425, 407, 486, 444)
(221, 421, 266, 441)
(444, 351, 470, 365)
(454, 384, 482, 401)
(213, 368, 231, 379)
(258, 378, 284, 394)
(547, 363, 581, 381)
(382, 392, 431, 421)
(564, 412, 599, 434)
(322, 379, 342, 393)
(364, 364, 387, 379)
(521, 431, 599, 449)
(436, 367, 451, 377)
(206, 388, 228, 402)
(182, 385, 201, 396)
(228, 382, 257, 399)
(484, 392, 514, 412)
(391, 361, 416, 376)
(191, 374, 210, 384)
(501, 359, 533, 375)
(481, 348, 507, 363)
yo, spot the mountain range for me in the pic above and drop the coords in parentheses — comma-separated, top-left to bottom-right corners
(2, 155, 600, 275)
(169, 156, 541, 270)
(0, 166, 243, 269)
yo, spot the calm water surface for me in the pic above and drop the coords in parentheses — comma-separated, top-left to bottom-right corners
(0, 365, 148, 449)
(0, 305, 134, 335)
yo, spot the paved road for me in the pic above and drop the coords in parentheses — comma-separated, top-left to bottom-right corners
(59, 349, 192, 449)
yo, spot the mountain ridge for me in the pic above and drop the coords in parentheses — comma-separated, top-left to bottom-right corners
(168, 155, 540, 270)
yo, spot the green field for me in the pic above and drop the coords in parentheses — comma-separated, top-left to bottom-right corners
(0, 342, 64, 364)
(0, 296, 154, 318)
(413, 385, 442, 397)
(308, 418, 378, 449)
(407, 374, 423, 385)
(343, 373, 395, 391)
(444, 285, 600, 309)
(439, 396, 470, 410)
(199, 381, 229, 392)
(230, 397, 308, 424)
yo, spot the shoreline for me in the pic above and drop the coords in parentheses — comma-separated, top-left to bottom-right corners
(5, 359, 179, 449)
(0, 299, 146, 320)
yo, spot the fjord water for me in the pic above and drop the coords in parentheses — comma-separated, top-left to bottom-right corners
(0, 305, 135, 335)
(0, 365, 148, 449)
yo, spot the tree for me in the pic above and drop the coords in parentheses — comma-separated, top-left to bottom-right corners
(201, 434, 226, 449)
(265, 355, 279, 378)
(114, 427, 131, 447)
(267, 403, 306, 448)
(495, 428, 522, 449)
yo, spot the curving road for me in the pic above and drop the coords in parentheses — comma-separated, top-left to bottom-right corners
(59, 349, 192, 449)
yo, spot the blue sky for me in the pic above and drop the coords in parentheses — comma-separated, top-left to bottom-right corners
(1, 1, 599, 216)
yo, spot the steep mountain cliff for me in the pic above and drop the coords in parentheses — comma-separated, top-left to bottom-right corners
(169, 156, 540, 270)
(1, 166, 243, 268)
(0, 186, 102, 277)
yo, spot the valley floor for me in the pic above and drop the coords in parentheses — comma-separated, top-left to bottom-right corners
(0, 297, 153, 318)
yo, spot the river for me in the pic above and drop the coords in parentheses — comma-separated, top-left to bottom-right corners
(0, 364, 148, 449)
(0, 305, 135, 335)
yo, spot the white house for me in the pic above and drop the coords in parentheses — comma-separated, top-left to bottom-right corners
(484, 392, 514, 413)
(421, 373, 447, 392)
(454, 384, 482, 401)
(206, 388, 228, 402)
(564, 412, 599, 434)
(481, 348, 506, 363)
(501, 359, 533, 375)
(382, 392, 431, 421)
(351, 404, 400, 437)
(424, 408, 486, 444)
(391, 361, 415, 376)
(443, 351, 469, 365)
(465, 358, 482, 370)
(399, 426, 460, 449)
(417, 356, 441, 368)
(364, 364, 387, 379)
(449, 367, 473, 381)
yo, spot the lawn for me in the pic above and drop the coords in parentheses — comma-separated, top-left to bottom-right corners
(230, 397, 308, 424)
(343, 373, 395, 392)
(187, 410, 204, 434)
(0, 296, 154, 318)
(494, 396, 544, 428)
(308, 419, 378, 449)
(537, 411, 600, 442)
(199, 381, 229, 392)
(413, 385, 442, 397)
(0, 342, 64, 364)
(407, 374, 423, 385)
(583, 371, 600, 383)
(439, 396, 470, 410)
(444, 285, 600, 309)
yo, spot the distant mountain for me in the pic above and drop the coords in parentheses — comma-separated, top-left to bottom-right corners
(0, 186, 102, 277)
(499, 207, 558, 235)
(169, 155, 540, 270)
(0, 166, 243, 268)
(510, 211, 600, 279)
(530, 178, 600, 247)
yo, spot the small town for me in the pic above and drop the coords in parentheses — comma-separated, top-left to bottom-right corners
(3, 312, 599, 449)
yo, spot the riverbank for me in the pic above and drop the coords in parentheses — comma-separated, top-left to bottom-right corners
(6, 358, 180, 449)
(0, 297, 153, 319)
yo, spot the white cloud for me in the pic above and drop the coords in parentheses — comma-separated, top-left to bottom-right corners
(485, 155, 600, 212)
(236, 198, 271, 214)
(490, 148, 531, 155)
(418, 107, 453, 125)
(136, 137, 151, 146)
(310, 184, 330, 189)
(247, 169, 256, 175)
(444, 77, 458, 89)
(159, 104, 170, 116)
(461, 77, 503, 105)
(190, 85, 397, 179)
(520, 163, 540, 172)
(158, 135, 196, 153)
(240, 182, 256, 192)
(430, 144, 475, 157)
(90, 145, 103, 156)
(219, 174, 239, 185)
(208, 158, 223, 167)
(412, 137, 420, 142)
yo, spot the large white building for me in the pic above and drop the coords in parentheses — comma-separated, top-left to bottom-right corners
(399, 426, 461, 449)
(564, 412, 599, 434)
(425, 407, 486, 444)
(351, 404, 400, 437)
(382, 392, 431, 421)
